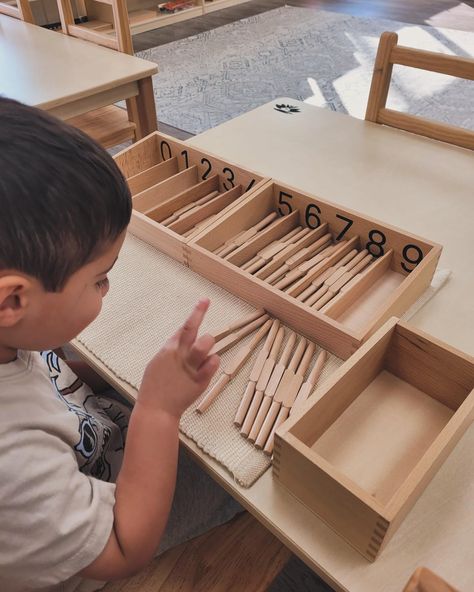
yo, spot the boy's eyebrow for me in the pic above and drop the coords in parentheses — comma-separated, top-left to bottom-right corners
(98, 256, 118, 276)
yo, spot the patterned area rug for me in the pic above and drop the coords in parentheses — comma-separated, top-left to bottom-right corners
(137, 6, 474, 135)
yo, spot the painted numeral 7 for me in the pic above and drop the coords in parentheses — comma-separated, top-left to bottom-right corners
(335, 214, 353, 240)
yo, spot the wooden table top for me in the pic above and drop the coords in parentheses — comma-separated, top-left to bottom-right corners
(74, 99, 474, 592)
(188, 98, 474, 357)
(0, 14, 157, 111)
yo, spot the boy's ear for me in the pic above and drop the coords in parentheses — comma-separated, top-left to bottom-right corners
(0, 275, 32, 327)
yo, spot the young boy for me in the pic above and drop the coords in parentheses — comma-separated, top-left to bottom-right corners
(0, 98, 240, 592)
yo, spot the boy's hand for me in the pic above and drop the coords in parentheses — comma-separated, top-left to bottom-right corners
(137, 299, 219, 419)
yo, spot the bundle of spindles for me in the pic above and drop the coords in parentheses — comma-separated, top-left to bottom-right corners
(234, 326, 328, 455)
(211, 209, 378, 314)
(152, 184, 245, 239)
(252, 236, 375, 310)
(194, 310, 330, 456)
(213, 212, 279, 258)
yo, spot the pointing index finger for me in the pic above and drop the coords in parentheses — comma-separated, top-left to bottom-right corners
(179, 299, 210, 350)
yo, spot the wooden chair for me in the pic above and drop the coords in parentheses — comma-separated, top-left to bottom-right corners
(403, 567, 459, 592)
(0, 0, 34, 23)
(366, 31, 474, 150)
(57, 0, 133, 54)
(56, 0, 149, 148)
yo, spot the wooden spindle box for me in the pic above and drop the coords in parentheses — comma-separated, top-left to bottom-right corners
(114, 131, 268, 263)
(188, 181, 442, 359)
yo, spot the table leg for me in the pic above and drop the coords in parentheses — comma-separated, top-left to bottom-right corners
(135, 76, 158, 138)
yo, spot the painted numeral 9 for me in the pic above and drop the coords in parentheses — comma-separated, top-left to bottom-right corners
(401, 244, 424, 272)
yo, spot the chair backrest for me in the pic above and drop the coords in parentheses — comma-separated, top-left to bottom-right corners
(366, 31, 474, 150)
(57, 0, 133, 54)
(0, 0, 34, 23)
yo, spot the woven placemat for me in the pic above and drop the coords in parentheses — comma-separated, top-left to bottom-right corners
(78, 234, 449, 487)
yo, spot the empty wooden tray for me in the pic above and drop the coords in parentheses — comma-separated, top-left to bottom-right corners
(273, 317, 474, 560)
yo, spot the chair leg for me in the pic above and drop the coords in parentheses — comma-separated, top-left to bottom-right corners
(18, 0, 35, 23)
(126, 97, 141, 141)
(56, 0, 75, 33)
(112, 0, 134, 54)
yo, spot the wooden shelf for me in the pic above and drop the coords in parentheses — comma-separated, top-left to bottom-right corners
(128, 4, 202, 34)
(124, 0, 253, 34)
(67, 104, 136, 149)
(203, 0, 251, 14)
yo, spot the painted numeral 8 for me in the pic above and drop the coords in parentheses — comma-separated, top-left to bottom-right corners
(366, 229, 386, 257)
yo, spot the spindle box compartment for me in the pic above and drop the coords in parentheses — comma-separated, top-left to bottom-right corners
(114, 132, 268, 263)
(187, 181, 442, 359)
(273, 318, 474, 560)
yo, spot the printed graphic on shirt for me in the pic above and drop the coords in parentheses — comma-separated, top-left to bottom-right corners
(41, 351, 129, 482)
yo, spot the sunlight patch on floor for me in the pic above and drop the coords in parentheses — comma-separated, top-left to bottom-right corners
(426, 3, 474, 30)
(304, 23, 473, 118)
(304, 77, 326, 107)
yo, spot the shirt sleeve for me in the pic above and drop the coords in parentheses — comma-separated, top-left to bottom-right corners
(0, 424, 116, 590)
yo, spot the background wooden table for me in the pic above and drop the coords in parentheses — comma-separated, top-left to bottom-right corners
(0, 14, 157, 135)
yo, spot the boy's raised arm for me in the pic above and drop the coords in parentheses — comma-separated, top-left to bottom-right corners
(81, 299, 219, 580)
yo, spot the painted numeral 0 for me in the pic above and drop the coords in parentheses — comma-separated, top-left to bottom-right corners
(160, 140, 172, 160)
(278, 191, 293, 216)
(305, 203, 321, 229)
(401, 244, 424, 272)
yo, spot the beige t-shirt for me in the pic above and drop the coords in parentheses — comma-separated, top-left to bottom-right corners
(0, 350, 129, 592)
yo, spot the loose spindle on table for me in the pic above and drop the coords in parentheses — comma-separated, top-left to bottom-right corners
(196, 319, 273, 413)
(210, 313, 269, 356)
(290, 349, 328, 414)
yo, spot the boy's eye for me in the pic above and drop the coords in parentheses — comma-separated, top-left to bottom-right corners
(96, 277, 109, 290)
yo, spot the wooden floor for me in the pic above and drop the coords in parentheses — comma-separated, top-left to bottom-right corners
(127, 1, 474, 588)
(103, 511, 292, 591)
(134, 0, 474, 50)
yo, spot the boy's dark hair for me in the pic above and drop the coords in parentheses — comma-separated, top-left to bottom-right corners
(0, 98, 132, 292)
